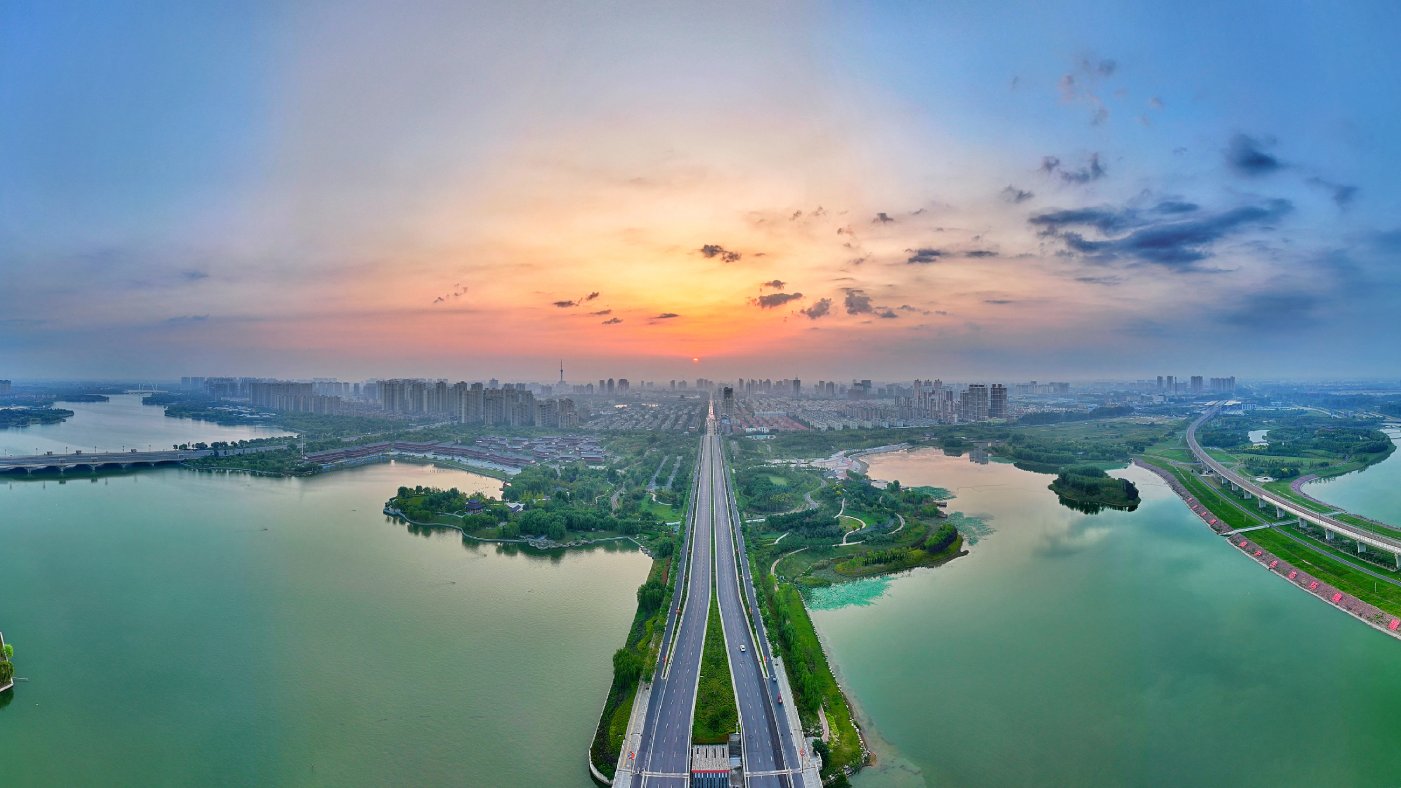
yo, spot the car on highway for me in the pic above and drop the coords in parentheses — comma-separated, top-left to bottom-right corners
(739, 644, 746, 652)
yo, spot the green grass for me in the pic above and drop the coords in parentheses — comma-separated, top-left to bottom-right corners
(590, 535, 680, 778)
(768, 581, 863, 778)
(692, 591, 739, 744)
(1243, 529, 1401, 618)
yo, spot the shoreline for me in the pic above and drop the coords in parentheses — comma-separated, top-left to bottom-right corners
(1133, 459, 1401, 641)
(382, 505, 653, 556)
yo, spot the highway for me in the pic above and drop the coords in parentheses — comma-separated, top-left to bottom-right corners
(626, 429, 717, 787)
(618, 407, 816, 786)
(1187, 407, 1401, 559)
(712, 429, 806, 787)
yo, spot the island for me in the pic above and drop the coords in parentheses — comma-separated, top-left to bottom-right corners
(1049, 465, 1141, 512)
(0, 634, 14, 693)
(0, 406, 74, 429)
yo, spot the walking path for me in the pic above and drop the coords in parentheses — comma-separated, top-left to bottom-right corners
(771, 547, 807, 579)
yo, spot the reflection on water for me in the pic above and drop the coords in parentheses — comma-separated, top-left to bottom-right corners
(817, 447, 1401, 787)
(1, 453, 645, 787)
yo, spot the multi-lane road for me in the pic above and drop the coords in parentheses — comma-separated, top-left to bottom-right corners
(1187, 407, 1401, 559)
(618, 407, 814, 787)
(625, 432, 717, 787)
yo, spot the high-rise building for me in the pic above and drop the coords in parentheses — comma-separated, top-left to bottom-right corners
(1190, 375, 1203, 393)
(960, 384, 990, 422)
(0, 379, 11, 396)
(989, 384, 1008, 419)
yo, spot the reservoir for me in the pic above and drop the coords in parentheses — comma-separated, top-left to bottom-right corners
(1302, 427, 1401, 525)
(0, 398, 647, 786)
(824, 449, 1401, 786)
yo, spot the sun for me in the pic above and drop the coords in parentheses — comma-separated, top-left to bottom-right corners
(691, 357, 700, 364)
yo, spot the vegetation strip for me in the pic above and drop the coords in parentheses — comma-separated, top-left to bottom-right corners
(692, 590, 740, 744)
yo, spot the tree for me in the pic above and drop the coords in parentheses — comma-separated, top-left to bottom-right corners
(2, 643, 11, 660)
(612, 647, 643, 686)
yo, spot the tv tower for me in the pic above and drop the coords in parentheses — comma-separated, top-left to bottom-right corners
(559, 359, 565, 385)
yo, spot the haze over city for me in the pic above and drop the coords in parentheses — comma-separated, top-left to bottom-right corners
(5, 2, 1400, 382)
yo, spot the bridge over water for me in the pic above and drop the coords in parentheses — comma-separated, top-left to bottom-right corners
(1188, 407, 1401, 567)
(2, 448, 219, 474)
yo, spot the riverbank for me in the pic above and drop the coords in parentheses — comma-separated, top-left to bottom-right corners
(383, 505, 651, 555)
(1134, 459, 1401, 641)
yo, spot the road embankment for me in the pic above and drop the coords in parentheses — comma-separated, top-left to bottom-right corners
(1135, 459, 1401, 641)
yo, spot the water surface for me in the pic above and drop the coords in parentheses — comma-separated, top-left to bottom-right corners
(0, 399, 646, 787)
(817, 449, 1401, 787)
(0, 392, 290, 456)
(1303, 427, 1401, 525)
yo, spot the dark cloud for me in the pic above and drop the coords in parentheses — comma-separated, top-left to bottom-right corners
(984, 299, 1015, 305)
(1032, 198, 1293, 268)
(591, 309, 612, 316)
(181, 269, 209, 281)
(1306, 176, 1359, 208)
(847, 256, 868, 266)
(1029, 206, 1139, 235)
(800, 298, 832, 320)
(1001, 186, 1035, 204)
(753, 292, 804, 309)
(761, 279, 786, 290)
(843, 289, 874, 314)
(699, 244, 742, 263)
(965, 250, 999, 258)
(1154, 200, 1199, 214)
(1059, 153, 1107, 184)
(1040, 156, 1061, 174)
(552, 300, 577, 308)
(432, 283, 468, 305)
(584, 291, 600, 301)
(876, 308, 898, 319)
(164, 314, 210, 324)
(652, 312, 680, 320)
(1219, 289, 1321, 330)
(1225, 133, 1283, 176)
(906, 247, 945, 265)
(602, 317, 623, 325)
(1029, 200, 1201, 237)
(872, 212, 895, 224)
(1090, 58, 1117, 76)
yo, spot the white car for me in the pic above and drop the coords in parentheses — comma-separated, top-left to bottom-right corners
(739, 644, 747, 652)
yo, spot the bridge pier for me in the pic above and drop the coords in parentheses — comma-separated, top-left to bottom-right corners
(1276, 506, 1285, 518)
(1358, 542, 1366, 555)
(1326, 529, 1335, 541)
(1258, 496, 1268, 509)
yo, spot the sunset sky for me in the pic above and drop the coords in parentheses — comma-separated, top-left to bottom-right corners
(4, 1, 1400, 382)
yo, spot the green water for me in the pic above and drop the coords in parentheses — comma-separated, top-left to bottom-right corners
(819, 449, 1401, 787)
(0, 392, 292, 456)
(0, 400, 647, 786)
(1303, 427, 1401, 525)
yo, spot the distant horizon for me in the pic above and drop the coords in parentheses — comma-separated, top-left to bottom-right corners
(9, 370, 1399, 389)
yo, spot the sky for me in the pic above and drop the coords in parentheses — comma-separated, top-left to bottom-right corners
(3, 1, 1400, 383)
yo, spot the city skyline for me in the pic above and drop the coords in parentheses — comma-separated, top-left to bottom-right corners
(5, 3, 1401, 381)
